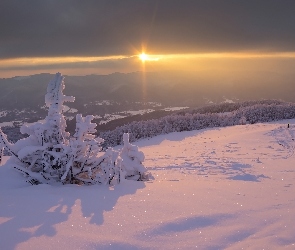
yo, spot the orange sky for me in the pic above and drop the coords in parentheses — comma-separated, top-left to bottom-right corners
(0, 52, 294, 78)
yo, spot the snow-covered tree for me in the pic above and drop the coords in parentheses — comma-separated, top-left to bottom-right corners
(0, 73, 148, 185)
(119, 133, 148, 180)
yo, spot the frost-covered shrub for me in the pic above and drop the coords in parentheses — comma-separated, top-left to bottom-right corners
(119, 133, 148, 181)
(0, 73, 148, 185)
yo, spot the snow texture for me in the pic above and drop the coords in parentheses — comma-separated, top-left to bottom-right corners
(1, 119, 295, 249)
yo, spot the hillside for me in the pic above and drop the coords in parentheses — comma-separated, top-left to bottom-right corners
(1, 71, 295, 134)
(1, 119, 295, 249)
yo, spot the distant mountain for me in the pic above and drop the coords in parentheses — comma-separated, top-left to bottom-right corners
(0, 70, 295, 136)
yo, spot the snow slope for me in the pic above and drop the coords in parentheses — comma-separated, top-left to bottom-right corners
(1, 119, 295, 249)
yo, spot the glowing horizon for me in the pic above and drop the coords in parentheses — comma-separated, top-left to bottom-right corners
(0, 51, 295, 78)
(0, 55, 129, 67)
(1, 51, 295, 67)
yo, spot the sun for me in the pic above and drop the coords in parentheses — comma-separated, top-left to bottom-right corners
(138, 53, 160, 62)
(139, 53, 149, 62)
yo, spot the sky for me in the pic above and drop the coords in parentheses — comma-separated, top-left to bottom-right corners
(1, 0, 295, 77)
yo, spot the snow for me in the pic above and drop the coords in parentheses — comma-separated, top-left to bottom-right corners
(84, 100, 115, 107)
(0, 121, 15, 127)
(1, 119, 295, 249)
(23, 119, 45, 126)
(99, 114, 127, 125)
(99, 110, 155, 124)
(63, 105, 78, 113)
(0, 73, 122, 186)
(148, 102, 162, 107)
(93, 115, 102, 119)
(120, 133, 147, 180)
(163, 107, 189, 111)
(0, 110, 8, 117)
(95, 100, 113, 106)
(40, 105, 47, 110)
(65, 116, 75, 121)
(123, 109, 155, 116)
(222, 98, 235, 104)
(135, 102, 162, 107)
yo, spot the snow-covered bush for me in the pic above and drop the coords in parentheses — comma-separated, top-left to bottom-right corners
(120, 133, 148, 181)
(0, 73, 148, 185)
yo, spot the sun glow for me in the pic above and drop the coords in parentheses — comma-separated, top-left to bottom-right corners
(139, 53, 148, 62)
(139, 53, 160, 62)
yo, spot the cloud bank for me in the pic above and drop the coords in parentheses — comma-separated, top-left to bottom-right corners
(1, 0, 295, 59)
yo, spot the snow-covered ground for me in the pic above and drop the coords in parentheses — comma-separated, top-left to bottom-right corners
(1, 119, 295, 249)
(63, 105, 78, 113)
(0, 121, 15, 127)
(163, 107, 189, 112)
(124, 109, 155, 116)
(98, 110, 155, 124)
(99, 114, 128, 125)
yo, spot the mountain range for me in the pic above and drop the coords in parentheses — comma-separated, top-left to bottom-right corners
(1, 70, 295, 135)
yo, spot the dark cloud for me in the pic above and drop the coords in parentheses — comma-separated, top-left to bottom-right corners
(1, 0, 295, 58)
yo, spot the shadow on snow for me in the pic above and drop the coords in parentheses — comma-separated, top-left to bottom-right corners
(0, 164, 145, 250)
